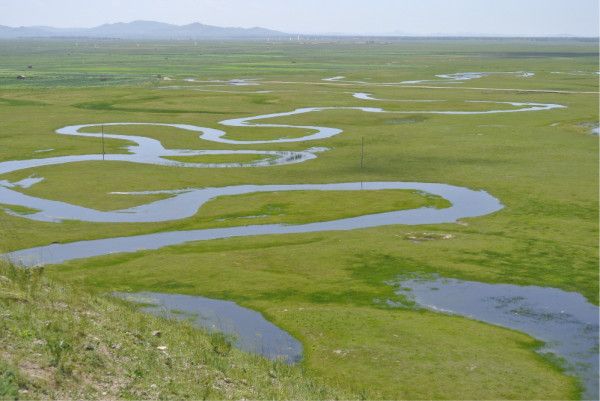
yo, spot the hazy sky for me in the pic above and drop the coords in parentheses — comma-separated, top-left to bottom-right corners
(0, 0, 598, 36)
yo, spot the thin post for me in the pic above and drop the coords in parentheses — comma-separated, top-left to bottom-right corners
(360, 136, 364, 169)
(101, 125, 105, 160)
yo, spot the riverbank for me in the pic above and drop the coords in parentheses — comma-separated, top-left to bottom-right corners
(0, 261, 345, 399)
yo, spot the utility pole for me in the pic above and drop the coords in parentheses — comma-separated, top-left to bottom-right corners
(360, 136, 364, 169)
(101, 125, 105, 161)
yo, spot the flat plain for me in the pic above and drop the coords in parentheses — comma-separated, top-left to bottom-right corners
(0, 39, 598, 399)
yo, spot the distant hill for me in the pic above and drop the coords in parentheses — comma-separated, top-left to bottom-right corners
(0, 20, 288, 39)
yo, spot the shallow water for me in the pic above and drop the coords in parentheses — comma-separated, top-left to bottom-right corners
(113, 291, 302, 363)
(353, 93, 442, 102)
(2, 97, 573, 263)
(395, 277, 599, 400)
(0, 99, 563, 224)
(177, 78, 259, 86)
(5, 181, 503, 265)
(1, 76, 592, 396)
(401, 71, 534, 85)
(325, 72, 534, 85)
(160, 86, 273, 94)
(323, 76, 346, 81)
(350, 97, 564, 114)
(0, 181, 501, 223)
(0, 176, 44, 189)
(0, 101, 566, 176)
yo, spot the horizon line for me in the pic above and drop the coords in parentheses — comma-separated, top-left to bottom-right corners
(1, 20, 598, 39)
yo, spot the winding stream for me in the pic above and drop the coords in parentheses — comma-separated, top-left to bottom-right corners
(2, 96, 567, 259)
(0, 98, 564, 226)
(324, 71, 534, 86)
(400, 71, 534, 85)
(0, 181, 501, 224)
(5, 181, 502, 265)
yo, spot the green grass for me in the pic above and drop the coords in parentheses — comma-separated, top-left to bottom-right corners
(0, 261, 347, 400)
(49, 242, 580, 399)
(0, 38, 597, 399)
(162, 153, 271, 164)
(0, 204, 39, 216)
(196, 189, 448, 225)
(0, 361, 23, 400)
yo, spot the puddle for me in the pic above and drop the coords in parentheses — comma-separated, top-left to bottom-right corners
(229, 79, 259, 86)
(394, 276, 599, 400)
(113, 292, 302, 363)
(323, 76, 346, 82)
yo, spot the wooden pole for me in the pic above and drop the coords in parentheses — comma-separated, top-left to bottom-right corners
(101, 125, 105, 160)
(360, 136, 364, 169)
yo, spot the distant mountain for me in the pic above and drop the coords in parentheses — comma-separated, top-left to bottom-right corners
(0, 20, 288, 39)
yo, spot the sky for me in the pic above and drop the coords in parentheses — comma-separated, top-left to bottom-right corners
(0, 0, 598, 37)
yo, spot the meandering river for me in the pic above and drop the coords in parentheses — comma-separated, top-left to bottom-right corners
(2, 77, 595, 396)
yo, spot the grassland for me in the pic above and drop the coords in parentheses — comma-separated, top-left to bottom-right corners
(0, 260, 345, 399)
(162, 153, 270, 164)
(0, 38, 598, 399)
